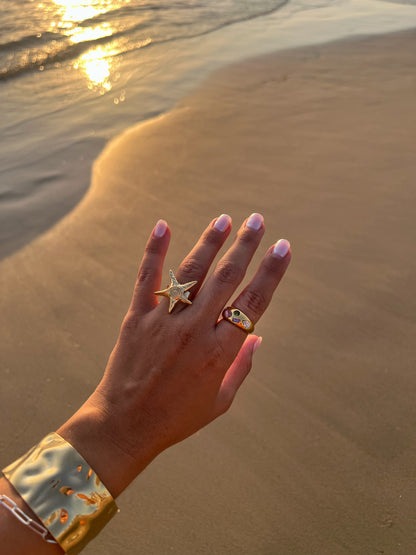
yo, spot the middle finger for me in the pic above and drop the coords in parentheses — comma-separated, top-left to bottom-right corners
(196, 213, 265, 317)
(158, 214, 232, 313)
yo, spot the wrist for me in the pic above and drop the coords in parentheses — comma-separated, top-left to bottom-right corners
(57, 393, 157, 498)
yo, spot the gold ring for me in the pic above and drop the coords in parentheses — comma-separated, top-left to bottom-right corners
(155, 269, 197, 313)
(222, 307, 254, 333)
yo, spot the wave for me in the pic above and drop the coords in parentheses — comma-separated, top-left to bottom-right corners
(0, 31, 64, 53)
(0, 0, 290, 83)
(0, 29, 139, 82)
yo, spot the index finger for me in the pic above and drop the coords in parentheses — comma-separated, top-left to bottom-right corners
(129, 219, 171, 314)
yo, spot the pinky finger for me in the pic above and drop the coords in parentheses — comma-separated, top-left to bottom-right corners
(213, 335, 262, 417)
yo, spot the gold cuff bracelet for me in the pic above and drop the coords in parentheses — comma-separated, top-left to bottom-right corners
(2, 432, 118, 554)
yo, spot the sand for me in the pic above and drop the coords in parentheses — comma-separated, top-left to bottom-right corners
(1, 29, 416, 554)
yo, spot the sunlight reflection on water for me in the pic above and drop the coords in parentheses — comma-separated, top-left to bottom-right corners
(74, 45, 117, 91)
(50, 0, 115, 25)
(48, 0, 122, 89)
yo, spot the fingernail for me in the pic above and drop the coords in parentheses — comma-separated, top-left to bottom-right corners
(273, 238, 290, 258)
(213, 214, 231, 232)
(253, 336, 263, 352)
(154, 219, 167, 238)
(246, 213, 264, 231)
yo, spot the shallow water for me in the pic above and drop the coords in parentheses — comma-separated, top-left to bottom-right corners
(0, 0, 415, 259)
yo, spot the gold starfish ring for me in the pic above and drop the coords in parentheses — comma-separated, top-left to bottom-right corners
(155, 270, 198, 313)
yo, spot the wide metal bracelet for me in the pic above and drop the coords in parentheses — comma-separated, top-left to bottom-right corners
(2, 432, 118, 554)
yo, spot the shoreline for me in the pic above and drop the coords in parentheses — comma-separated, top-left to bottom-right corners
(1, 29, 416, 554)
(1, 0, 416, 260)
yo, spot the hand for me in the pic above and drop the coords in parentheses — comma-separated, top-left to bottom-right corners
(58, 213, 291, 497)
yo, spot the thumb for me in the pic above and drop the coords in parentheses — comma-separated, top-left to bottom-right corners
(213, 335, 262, 417)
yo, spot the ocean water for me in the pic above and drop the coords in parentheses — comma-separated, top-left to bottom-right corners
(0, 0, 415, 259)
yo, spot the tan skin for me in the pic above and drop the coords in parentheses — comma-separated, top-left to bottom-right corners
(0, 213, 291, 554)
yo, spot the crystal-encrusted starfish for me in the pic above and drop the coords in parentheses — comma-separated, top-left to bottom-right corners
(154, 270, 198, 313)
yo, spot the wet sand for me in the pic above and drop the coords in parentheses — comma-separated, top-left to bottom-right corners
(1, 30, 416, 554)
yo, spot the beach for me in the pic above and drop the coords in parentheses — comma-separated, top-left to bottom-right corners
(1, 26, 416, 555)
(1, 0, 416, 261)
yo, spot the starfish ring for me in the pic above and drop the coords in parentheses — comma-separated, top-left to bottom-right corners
(155, 270, 198, 313)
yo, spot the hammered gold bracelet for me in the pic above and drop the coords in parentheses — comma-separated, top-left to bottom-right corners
(2, 432, 118, 554)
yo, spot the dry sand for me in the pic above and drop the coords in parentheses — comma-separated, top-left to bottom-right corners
(1, 30, 416, 554)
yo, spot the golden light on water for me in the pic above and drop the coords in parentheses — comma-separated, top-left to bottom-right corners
(70, 23, 113, 44)
(51, 0, 113, 25)
(74, 46, 117, 91)
(45, 0, 124, 91)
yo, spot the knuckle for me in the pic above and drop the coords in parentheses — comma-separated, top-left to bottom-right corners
(136, 266, 152, 285)
(149, 316, 165, 338)
(215, 260, 243, 285)
(205, 227, 224, 246)
(204, 343, 224, 369)
(264, 254, 282, 272)
(120, 310, 141, 336)
(176, 326, 195, 351)
(189, 339, 224, 376)
(238, 228, 257, 245)
(179, 257, 204, 279)
(243, 288, 267, 317)
(144, 242, 160, 256)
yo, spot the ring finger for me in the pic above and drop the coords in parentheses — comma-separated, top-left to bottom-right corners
(216, 238, 291, 346)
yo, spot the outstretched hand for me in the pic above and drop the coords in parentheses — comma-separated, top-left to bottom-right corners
(58, 213, 291, 497)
